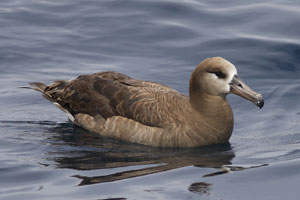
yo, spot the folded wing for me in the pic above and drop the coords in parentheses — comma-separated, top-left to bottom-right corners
(32, 71, 184, 128)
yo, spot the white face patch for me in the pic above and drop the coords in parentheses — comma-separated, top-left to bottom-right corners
(202, 61, 238, 96)
(226, 63, 238, 84)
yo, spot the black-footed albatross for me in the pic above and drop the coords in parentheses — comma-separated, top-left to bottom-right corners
(30, 57, 264, 147)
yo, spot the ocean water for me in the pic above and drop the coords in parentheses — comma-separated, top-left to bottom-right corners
(1, 0, 300, 199)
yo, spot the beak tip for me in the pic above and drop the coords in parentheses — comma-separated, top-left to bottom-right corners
(255, 99, 264, 109)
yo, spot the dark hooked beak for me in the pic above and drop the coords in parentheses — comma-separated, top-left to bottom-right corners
(230, 75, 264, 109)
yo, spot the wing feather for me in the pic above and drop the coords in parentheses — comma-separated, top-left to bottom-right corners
(40, 71, 185, 128)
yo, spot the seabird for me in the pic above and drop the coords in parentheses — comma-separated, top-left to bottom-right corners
(30, 57, 264, 147)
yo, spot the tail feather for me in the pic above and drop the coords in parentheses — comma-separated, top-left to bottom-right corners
(29, 81, 75, 122)
(29, 82, 47, 93)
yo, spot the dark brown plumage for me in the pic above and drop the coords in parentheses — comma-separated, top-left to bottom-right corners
(30, 57, 263, 147)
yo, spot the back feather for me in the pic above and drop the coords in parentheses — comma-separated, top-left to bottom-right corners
(29, 72, 185, 128)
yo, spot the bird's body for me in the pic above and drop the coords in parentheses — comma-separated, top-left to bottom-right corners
(30, 57, 263, 147)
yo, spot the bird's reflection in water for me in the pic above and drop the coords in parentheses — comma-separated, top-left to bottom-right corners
(46, 123, 237, 187)
(98, 198, 127, 200)
(188, 182, 212, 195)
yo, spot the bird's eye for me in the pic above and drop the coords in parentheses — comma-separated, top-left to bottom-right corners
(210, 71, 226, 79)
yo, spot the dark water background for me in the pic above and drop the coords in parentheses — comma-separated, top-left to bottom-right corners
(1, 0, 300, 199)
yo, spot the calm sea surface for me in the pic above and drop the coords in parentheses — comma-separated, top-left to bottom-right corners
(1, 0, 300, 199)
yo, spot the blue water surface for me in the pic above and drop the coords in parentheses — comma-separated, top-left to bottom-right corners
(1, 0, 300, 199)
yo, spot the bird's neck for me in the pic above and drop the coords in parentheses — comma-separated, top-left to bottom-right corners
(187, 84, 234, 145)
